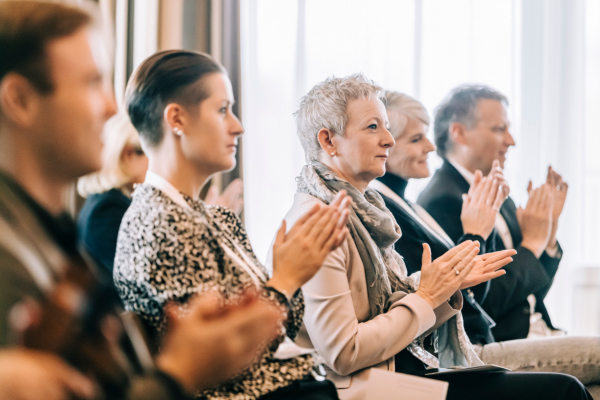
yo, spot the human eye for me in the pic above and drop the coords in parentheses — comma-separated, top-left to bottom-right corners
(411, 134, 422, 143)
(368, 123, 377, 130)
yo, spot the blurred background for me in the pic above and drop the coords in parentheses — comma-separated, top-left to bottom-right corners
(89, 0, 599, 335)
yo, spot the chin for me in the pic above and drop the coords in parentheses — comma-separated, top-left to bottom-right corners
(374, 166, 387, 178)
(221, 158, 237, 173)
(417, 169, 430, 179)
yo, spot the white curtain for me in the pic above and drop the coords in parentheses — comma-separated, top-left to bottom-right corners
(241, 0, 597, 333)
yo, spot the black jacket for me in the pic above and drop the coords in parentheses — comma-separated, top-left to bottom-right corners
(416, 160, 562, 341)
(77, 188, 132, 276)
(375, 173, 495, 345)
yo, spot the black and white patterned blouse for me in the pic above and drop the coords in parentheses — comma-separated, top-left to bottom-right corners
(114, 181, 314, 400)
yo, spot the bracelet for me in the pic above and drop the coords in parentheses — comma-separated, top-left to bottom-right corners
(264, 285, 295, 308)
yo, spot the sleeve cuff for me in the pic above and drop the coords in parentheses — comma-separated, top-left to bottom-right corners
(388, 292, 437, 337)
(544, 242, 560, 258)
(129, 370, 194, 400)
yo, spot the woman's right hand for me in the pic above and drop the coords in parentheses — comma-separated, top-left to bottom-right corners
(267, 191, 351, 295)
(416, 241, 480, 309)
(460, 166, 504, 240)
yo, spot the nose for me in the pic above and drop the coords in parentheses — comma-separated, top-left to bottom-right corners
(231, 113, 244, 137)
(505, 129, 516, 147)
(382, 126, 395, 148)
(424, 136, 436, 153)
(104, 89, 117, 120)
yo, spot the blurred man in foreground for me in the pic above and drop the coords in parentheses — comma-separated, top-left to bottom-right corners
(0, 1, 280, 399)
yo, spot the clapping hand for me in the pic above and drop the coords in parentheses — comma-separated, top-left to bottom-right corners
(0, 349, 96, 400)
(460, 164, 505, 240)
(459, 249, 515, 290)
(416, 241, 480, 309)
(156, 291, 282, 394)
(545, 166, 568, 249)
(518, 183, 554, 258)
(267, 190, 352, 295)
(488, 159, 511, 199)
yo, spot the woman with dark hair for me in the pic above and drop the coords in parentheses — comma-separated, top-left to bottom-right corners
(77, 111, 245, 277)
(273, 74, 591, 399)
(114, 50, 351, 400)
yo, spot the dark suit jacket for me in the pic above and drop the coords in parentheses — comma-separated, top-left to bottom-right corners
(77, 188, 131, 276)
(417, 160, 562, 341)
(375, 173, 495, 345)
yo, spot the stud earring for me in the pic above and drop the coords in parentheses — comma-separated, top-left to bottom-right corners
(330, 151, 336, 157)
(174, 128, 183, 136)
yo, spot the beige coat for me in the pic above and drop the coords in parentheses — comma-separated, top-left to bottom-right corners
(269, 193, 462, 399)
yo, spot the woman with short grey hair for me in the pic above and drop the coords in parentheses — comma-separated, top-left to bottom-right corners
(273, 75, 591, 400)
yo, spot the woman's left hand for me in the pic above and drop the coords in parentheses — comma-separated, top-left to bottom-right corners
(459, 249, 516, 290)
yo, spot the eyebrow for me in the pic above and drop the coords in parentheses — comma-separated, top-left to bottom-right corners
(364, 116, 387, 127)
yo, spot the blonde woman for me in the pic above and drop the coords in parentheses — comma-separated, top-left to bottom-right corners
(77, 112, 148, 274)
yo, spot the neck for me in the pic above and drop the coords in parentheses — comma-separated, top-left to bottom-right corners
(146, 141, 212, 199)
(318, 157, 370, 194)
(377, 172, 408, 199)
(0, 132, 68, 215)
(447, 151, 481, 175)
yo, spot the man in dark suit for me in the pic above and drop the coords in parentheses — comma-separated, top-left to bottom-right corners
(417, 85, 568, 342)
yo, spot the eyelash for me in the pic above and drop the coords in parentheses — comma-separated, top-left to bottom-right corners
(368, 124, 377, 130)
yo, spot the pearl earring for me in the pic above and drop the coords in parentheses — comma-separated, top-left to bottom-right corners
(174, 128, 183, 136)
(330, 151, 336, 157)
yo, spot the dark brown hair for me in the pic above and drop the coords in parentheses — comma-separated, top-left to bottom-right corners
(125, 50, 225, 147)
(0, 1, 93, 94)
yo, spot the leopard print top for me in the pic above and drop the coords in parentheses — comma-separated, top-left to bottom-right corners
(114, 184, 314, 400)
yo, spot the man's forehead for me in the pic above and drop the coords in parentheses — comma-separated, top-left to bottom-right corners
(46, 27, 110, 81)
(475, 98, 508, 124)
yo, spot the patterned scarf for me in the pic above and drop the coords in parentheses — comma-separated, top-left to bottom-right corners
(296, 162, 482, 368)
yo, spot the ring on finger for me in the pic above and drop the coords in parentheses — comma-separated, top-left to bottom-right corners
(453, 267, 460, 276)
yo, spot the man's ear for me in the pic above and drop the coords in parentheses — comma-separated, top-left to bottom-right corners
(163, 103, 186, 138)
(317, 128, 336, 155)
(449, 122, 468, 146)
(0, 73, 41, 129)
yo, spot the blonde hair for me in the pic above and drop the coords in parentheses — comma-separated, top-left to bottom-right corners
(77, 112, 142, 197)
(384, 91, 430, 139)
(295, 74, 384, 163)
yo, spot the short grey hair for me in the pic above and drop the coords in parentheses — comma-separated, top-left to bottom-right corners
(434, 84, 508, 158)
(294, 74, 384, 162)
(384, 91, 430, 139)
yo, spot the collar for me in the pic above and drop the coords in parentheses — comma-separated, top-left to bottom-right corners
(377, 172, 409, 199)
(447, 156, 475, 184)
(144, 171, 195, 212)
